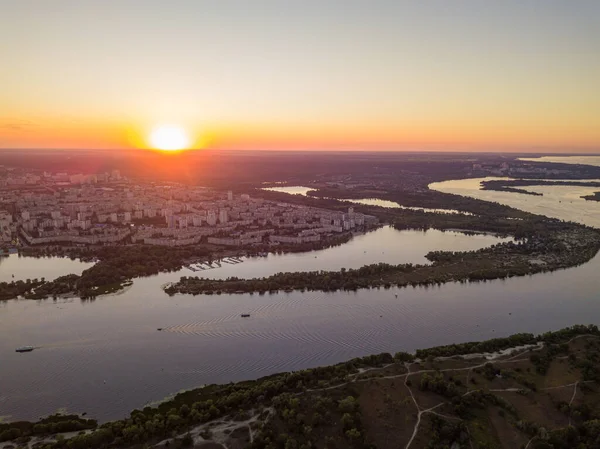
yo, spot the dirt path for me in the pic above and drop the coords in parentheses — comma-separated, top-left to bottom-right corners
(154, 408, 272, 449)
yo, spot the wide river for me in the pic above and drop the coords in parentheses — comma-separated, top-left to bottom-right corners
(2, 162, 600, 423)
(430, 177, 600, 227)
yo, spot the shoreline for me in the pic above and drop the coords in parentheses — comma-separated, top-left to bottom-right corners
(1, 324, 598, 449)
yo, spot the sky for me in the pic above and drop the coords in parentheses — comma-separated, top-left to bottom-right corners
(1, 0, 599, 152)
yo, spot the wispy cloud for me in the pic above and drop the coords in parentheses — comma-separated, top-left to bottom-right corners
(0, 119, 36, 131)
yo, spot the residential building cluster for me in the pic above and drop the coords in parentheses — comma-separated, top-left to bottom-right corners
(472, 162, 574, 177)
(0, 168, 377, 248)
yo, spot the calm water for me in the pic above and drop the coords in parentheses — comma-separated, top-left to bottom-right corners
(430, 177, 600, 228)
(519, 156, 600, 167)
(262, 186, 316, 196)
(261, 186, 469, 215)
(2, 165, 600, 423)
(340, 198, 472, 215)
(200, 227, 510, 279)
(0, 228, 508, 421)
(0, 255, 95, 283)
(2, 251, 600, 423)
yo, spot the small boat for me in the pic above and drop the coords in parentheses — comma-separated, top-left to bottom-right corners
(15, 346, 34, 353)
(241, 314, 250, 318)
(157, 328, 163, 331)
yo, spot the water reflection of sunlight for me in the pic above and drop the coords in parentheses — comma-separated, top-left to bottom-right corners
(430, 177, 600, 228)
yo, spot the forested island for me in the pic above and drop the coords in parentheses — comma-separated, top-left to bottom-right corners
(2, 324, 599, 449)
(164, 219, 600, 296)
(0, 233, 355, 301)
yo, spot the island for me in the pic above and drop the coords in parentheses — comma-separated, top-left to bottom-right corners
(1, 324, 599, 449)
(164, 219, 600, 296)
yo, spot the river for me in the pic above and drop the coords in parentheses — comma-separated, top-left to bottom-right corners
(430, 177, 600, 227)
(194, 227, 509, 279)
(262, 186, 470, 214)
(0, 255, 94, 283)
(1, 162, 600, 423)
(519, 155, 600, 167)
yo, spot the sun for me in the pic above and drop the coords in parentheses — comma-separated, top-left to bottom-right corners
(149, 125, 190, 151)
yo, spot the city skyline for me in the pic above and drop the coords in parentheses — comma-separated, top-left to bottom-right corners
(2, 0, 600, 152)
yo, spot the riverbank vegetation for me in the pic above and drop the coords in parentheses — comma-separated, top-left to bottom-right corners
(0, 414, 96, 443)
(257, 185, 534, 220)
(165, 220, 600, 296)
(3, 233, 355, 301)
(2, 325, 599, 449)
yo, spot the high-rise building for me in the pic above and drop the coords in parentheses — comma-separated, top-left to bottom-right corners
(206, 210, 217, 226)
(227, 190, 233, 201)
(192, 215, 203, 227)
(167, 214, 175, 228)
(219, 209, 228, 224)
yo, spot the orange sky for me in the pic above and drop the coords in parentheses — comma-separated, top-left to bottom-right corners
(2, 1, 599, 153)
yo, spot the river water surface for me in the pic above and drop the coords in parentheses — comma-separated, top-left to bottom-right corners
(519, 156, 600, 167)
(2, 162, 600, 423)
(430, 177, 600, 227)
(196, 227, 510, 279)
(0, 255, 94, 283)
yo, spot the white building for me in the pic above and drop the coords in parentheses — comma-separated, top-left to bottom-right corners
(206, 210, 217, 226)
(219, 209, 228, 224)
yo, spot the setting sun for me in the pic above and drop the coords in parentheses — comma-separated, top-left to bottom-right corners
(149, 125, 190, 151)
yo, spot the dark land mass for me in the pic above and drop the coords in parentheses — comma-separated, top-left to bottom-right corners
(582, 192, 600, 202)
(2, 150, 600, 188)
(2, 325, 600, 449)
